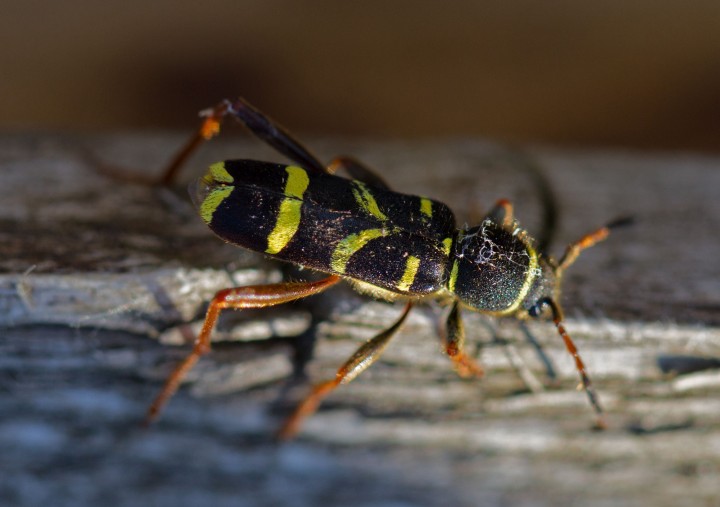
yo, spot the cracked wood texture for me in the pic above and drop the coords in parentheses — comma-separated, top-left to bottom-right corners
(1, 132, 719, 507)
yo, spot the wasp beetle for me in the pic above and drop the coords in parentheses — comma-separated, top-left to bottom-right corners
(146, 98, 626, 438)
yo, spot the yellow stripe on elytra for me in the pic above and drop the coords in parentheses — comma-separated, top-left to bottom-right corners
(496, 246, 540, 315)
(352, 181, 387, 221)
(448, 260, 459, 292)
(199, 162, 236, 224)
(396, 255, 420, 292)
(442, 237, 453, 257)
(265, 166, 310, 254)
(330, 228, 385, 274)
(282, 165, 310, 198)
(447, 229, 464, 292)
(207, 161, 234, 183)
(200, 186, 233, 224)
(420, 198, 433, 218)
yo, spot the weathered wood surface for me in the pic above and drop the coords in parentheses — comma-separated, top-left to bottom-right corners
(1, 132, 719, 507)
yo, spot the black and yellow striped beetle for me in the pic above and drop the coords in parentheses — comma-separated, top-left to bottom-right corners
(147, 98, 624, 438)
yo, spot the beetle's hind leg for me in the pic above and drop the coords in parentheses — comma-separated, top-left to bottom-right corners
(278, 301, 413, 439)
(156, 101, 231, 185)
(327, 156, 391, 189)
(79, 101, 229, 186)
(224, 98, 330, 175)
(160, 97, 329, 185)
(145, 275, 341, 426)
(160, 97, 409, 188)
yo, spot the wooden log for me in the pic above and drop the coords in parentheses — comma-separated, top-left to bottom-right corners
(1, 132, 718, 506)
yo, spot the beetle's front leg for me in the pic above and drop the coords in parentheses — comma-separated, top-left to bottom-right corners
(486, 198, 515, 228)
(443, 300, 485, 378)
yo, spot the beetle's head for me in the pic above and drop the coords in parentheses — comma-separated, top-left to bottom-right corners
(450, 215, 628, 428)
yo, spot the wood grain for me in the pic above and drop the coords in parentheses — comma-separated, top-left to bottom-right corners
(1, 133, 718, 507)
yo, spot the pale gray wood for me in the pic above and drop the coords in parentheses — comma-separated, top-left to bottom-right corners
(1, 133, 719, 507)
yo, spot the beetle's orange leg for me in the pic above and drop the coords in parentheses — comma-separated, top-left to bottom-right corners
(539, 297, 606, 429)
(557, 226, 610, 273)
(157, 101, 231, 185)
(486, 198, 515, 228)
(558, 217, 632, 272)
(159, 97, 329, 185)
(278, 301, 413, 439)
(145, 275, 341, 425)
(443, 301, 484, 378)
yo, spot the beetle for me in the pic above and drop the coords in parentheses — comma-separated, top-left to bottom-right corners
(146, 98, 624, 438)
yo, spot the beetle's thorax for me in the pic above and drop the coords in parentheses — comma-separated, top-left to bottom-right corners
(448, 218, 556, 316)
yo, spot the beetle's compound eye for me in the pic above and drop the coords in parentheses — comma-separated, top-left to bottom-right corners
(528, 301, 544, 318)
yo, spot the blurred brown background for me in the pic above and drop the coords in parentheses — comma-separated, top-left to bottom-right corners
(3, 1, 720, 151)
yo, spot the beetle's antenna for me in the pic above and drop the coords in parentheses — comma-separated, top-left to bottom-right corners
(542, 297, 606, 429)
(500, 149, 558, 254)
(542, 218, 632, 428)
(557, 217, 633, 273)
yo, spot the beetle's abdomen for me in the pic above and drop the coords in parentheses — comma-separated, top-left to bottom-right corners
(194, 160, 457, 296)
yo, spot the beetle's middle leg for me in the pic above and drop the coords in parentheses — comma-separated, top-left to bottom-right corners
(278, 301, 413, 439)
